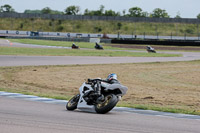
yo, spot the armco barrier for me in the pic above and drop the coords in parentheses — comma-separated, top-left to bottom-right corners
(6, 36, 90, 42)
(111, 39, 200, 46)
(4, 36, 112, 43)
(2, 34, 199, 46)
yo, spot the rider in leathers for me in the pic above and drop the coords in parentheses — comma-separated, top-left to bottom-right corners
(89, 73, 119, 102)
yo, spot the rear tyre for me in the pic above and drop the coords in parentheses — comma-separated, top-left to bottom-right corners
(66, 94, 80, 111)
(95, 94, 118, 114)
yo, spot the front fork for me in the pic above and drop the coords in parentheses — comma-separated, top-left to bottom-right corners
(96, 80, 101, 95)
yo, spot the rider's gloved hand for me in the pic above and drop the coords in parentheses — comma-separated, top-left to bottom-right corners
(88, 79, 93, 83)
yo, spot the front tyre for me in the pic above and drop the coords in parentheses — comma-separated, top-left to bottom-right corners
(95, 94, 118, 114)
(66, 94, 80, 111)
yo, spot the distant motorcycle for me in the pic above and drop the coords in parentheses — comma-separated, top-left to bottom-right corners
(146, 46, 156, 53)
(72, 43, 79, 49)
(66, 78, 128, 114)
(95, 42, 104, 50)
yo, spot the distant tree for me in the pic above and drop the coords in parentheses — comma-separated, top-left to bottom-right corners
(65, 5, 80, 15)
(197, 13, 200, 19)
(99, 5, 105, 15)
(41, 7, 52, 14)
(128, 7, 143, 17)
(122, 9, 126, 16)
(151, 8, 169, 18)
(0, 4, 15, 12)
(175, 11, 181, 18)
(104, 9, 120, 16)
(84, 5, 105, 16)
(141, 11, 149, 17)
(24, 9, 42, 14)
(84, 9, 90, 15)
(84, 10, 101, 16)
(51, 10, 63, 15)
(24, 9, 63, 15)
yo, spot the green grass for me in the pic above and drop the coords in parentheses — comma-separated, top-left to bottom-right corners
(0, 18, 198, 36)
(0, 46, 181, 57)
(0, 87, 199, 115)
(0, 61, 200, 115)
(9, 39, 128, 50)
(117, 102, 200, 115)
(9, 39, 99, 49)
(1, 39, 182, 57)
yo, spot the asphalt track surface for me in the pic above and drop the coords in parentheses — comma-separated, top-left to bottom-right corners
(1, 39, 200, 133)
(1, 39, 200, 66)
(0, 97, 200, 133)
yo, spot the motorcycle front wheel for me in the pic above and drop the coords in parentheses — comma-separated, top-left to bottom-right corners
(66, 94, 80, 111)
(95, 94, 118, 114)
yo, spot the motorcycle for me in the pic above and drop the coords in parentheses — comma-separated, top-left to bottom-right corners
(66, 78, 128, 114)
(146, 46, 156, 53)
(95, 43, 104, 50)
(72, 43, 79, 49)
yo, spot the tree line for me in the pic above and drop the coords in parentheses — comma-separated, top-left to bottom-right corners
(1, 4, 200, 19)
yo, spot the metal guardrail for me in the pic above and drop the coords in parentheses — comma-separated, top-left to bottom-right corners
(3, 35, 112, 43)
(1, 30, 199, 41)
(5, 36, 90, 42)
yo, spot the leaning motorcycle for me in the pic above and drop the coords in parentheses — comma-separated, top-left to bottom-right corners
(66, 79, 128, 114)
(95, 43, 104, 50)
(146, 46, 156, 53)
(71, 43, 79, 49)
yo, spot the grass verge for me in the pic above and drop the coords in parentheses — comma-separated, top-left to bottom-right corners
(0, 18, 198, 37)
(9, 39, 120, 50)
(0, 46, 181, 57)
(0, 87, 199, 115)
(0, 61, 200, 115)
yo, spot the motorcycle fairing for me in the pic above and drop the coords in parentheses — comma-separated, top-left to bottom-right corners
(101, 82, 128, 96)
(77, 83, 95, 112)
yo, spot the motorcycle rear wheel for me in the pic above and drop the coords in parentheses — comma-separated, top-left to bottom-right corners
(66, 94, 80, 110)
(95, 94, 118, 114)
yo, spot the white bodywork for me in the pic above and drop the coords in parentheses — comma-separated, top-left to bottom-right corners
(77, 82, 128, 112)
(101, 82, 128, 96)
(77, 83, 95, 112)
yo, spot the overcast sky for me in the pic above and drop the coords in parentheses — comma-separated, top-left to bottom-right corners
(1, 0, 200, 18)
